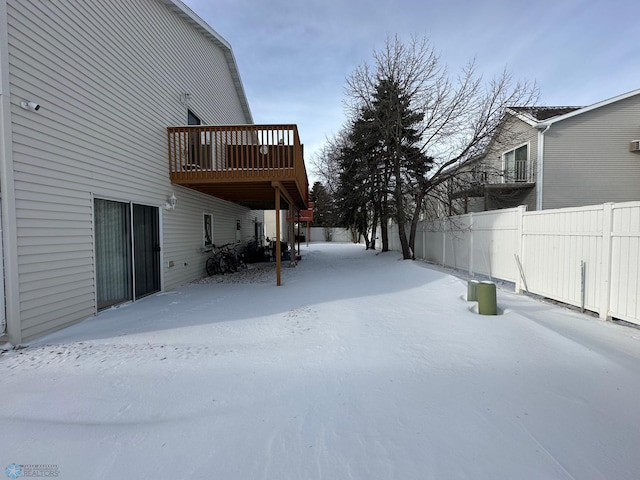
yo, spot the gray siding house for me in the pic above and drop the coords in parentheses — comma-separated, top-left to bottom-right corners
(0, 0, 308, 344)
(451, 89, 640, 213)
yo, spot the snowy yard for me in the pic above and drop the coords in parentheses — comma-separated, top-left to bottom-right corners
(2, 242, 640, 479)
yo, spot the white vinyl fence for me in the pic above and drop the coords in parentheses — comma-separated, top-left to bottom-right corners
(390, 202, 640, 325)
(308, 227, 356, 243)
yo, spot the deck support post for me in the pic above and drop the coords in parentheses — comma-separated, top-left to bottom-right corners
(289, 206, 296, 265)
(271, 180, 298, 285)
(275, 185, 281, 286)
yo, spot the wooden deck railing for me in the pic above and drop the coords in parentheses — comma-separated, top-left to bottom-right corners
(168, 124, 308, 207)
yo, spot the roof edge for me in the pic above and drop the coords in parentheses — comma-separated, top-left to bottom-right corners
(160, 0, 254, 124)
(505, 108, 539, 127)
(539, 87, 640, 127)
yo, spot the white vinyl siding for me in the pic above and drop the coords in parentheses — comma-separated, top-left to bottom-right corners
(7, 0, 254, 340)
(162, 194, 252, 289)
(542, 94, 640, 210)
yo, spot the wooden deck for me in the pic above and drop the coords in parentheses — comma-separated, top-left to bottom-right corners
(168, 124, 308, 210)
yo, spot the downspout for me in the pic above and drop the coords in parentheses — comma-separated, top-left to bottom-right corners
(535, 124, 550, 210)
(0, 0, 21, 343)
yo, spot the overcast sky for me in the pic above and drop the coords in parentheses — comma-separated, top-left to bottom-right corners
(181, 0, 640, 171)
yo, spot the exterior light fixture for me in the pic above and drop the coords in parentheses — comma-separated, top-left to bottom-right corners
(165, 193, 177, 210)
(20, 101, 40, 111)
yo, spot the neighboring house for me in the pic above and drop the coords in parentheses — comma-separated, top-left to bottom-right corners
(0, 0, 308, 344)
(450, 88, 640, 213)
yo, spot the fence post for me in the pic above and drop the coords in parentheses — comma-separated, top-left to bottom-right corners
(442, 221, 446, 267)
(515, 205, 527, 293)
(468, 213, 474, 278)
(599, 203, 614, 320)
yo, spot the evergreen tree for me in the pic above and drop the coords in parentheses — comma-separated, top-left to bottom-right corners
(368, 77, 433, 258)
(309, 181, 334, 227)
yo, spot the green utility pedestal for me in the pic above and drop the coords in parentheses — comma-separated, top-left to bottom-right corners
(467, 280, 479, 301)
(477, 281, 497, 315)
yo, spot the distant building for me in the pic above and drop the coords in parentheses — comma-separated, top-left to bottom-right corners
(449, 89, 640, 213)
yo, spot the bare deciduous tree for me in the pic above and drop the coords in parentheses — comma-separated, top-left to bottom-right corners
(312, 36, 538, 258)
(338, 35, 538, 258)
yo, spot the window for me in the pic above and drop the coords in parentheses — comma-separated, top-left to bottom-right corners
(188, 109, 201, 125)
(503, 144, 528, 182)
(204, 213, 213, 247)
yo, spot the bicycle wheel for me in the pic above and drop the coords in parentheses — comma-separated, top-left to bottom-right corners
(225, 254, 238, 273)
(206, 257, 216, 276)
(218, 256, 228, 274)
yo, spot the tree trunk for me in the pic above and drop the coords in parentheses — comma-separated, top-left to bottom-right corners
(394, 203, 412, 259)
(362, 227, 370, 249)
(369, 209, 379, 250)
(381, 193, 389, 251)
(409, 217, 418, 260)
(393, 163, 412, 260)
(408, 188, 427, 260)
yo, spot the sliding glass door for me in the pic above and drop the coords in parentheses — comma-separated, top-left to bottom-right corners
(94, 199, 160, 310)
(133, 204, 160, 299)
(95, 199, 132, 309)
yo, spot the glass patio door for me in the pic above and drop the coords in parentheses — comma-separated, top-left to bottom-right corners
(94, 199, 160, 310)
(133, 204, 160, 299)
(95, 199, 132, 309)
(504, 145, 528, 182)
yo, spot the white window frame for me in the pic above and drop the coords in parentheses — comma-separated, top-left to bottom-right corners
(501, 143, 529, 183)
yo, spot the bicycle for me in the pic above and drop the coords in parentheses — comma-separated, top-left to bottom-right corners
(231, 242, 248, 270)
(242, 237, 266, 263)
(205, 244, 230, 276)
(221, 242, 247, 272)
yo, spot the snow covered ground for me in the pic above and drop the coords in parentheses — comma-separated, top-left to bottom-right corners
(2, 242, 640, 479)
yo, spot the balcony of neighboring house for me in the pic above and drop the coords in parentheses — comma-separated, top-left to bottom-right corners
(496, 144, 536, 187)
(450, 145, 535, 212)
(167, 124, 309, 211)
